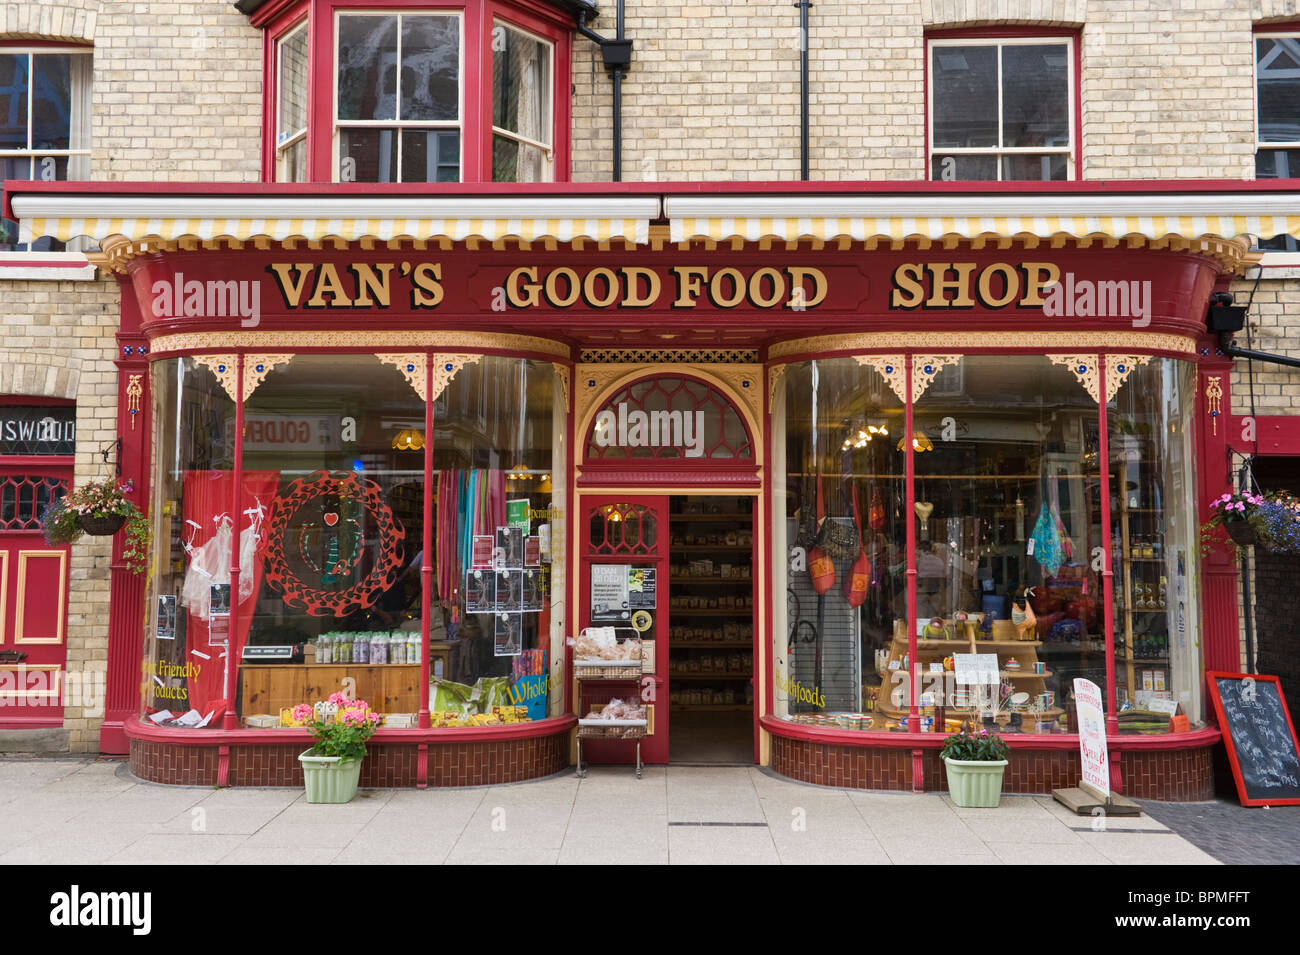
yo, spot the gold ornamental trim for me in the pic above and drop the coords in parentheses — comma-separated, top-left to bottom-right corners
(853, 355, 908, 403)
(125, 374, 143, 430)
(767, 364, 787, 407)
(769, 331, 1198, 360)
(428, 354, 482, 402)
(1048, 355, 1102, 403)
(192, 354, 240, 401)
(376, 354, 429, 401)
(911, 355, 963, 402)
(551, 363, 571, 412)
(243, 354, 294, 401)
(1206, 376, 1224, 436)
(579, 347, 759, 364)
(1102, 355, 1152, 403)
(148, 330, 569, 359)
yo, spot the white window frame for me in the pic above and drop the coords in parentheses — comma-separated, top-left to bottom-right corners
(1253, 32, 1300, 253)
(331, 9, 465, 184)
(275, 20, 310, 183)
(490, 19, 554, 183)
(927, 35, 1076, 182)
(0, 44, 94, 275)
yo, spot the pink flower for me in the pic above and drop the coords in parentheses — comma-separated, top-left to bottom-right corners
(292, 703, 314, 723)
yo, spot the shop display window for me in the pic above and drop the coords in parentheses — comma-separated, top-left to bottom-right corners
(771, 359, 907, 729)
(143, 353, 566, 731)
(771, 353, 1202, 737)
(1107, 358, 1201, 732)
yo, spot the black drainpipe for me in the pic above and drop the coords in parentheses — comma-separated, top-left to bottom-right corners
(577, 5, 633, 182)
(797, 0, 811, 180)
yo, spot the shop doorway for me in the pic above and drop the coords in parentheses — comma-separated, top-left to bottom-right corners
(578, 493, 757, 767)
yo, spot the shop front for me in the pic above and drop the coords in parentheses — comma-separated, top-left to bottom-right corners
(5, 181, 1289, 796)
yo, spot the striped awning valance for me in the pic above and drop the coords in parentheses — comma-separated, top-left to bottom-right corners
(664, 195, 1300, 244)
(11, 196, 661, 246)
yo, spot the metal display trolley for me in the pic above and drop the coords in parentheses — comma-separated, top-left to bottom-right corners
(574, 627, 648, 778)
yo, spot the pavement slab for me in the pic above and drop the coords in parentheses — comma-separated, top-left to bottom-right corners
(0, 757, 1267, 865)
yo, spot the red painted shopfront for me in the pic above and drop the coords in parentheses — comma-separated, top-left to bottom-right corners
(5, 179, 1291, 796)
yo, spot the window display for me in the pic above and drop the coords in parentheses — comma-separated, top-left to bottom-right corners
(142, 353, 567, 731)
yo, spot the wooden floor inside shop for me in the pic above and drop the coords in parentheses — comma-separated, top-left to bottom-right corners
(669, 709, 754, 764)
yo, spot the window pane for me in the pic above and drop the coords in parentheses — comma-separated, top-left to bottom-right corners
(1256, 145, 1300, 178)
(493, 134, 548, 183)
(1001, 152, 1068, 181)
(400, 15, 459, 122)
(278, 25, 309, 139)
(337, 15, 397, 121)
(32, 54, 72, 150)
(280, 138, 307, 183)
(1001, 44, 1069, 148)
(1257, 37, 1300, 143)
(493, 26, 551, 144)
(0, 53, 29, 150)
(915, 357, 1105, 735)
(401, 129, 459, 182)
(339, 128, 398, 182)
(931, 45, 997, 148)
(930, 153, 998, 181)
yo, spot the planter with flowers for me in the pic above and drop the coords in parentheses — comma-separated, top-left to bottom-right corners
(1201, 490, 1300, 555)
(41, 478, 151, 574)
(297, 694, 381, 804)
(940, 726, 1011, 808)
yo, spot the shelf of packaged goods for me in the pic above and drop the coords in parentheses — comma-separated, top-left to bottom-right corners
(668, 672, 752, 680)
(1126, 608, 1168, 614)
(670, 704, 753, 711)
(902, 638, 1043, 649)
(670, 641, 753, 648)
(670, 576, 753, 584)
(875, 700, 1065, 721)
(669, 514, 754, 522)
(1003, 670, 1053, 679)
(669, 608, 754, 615)
(669, 545, 753, 553)
(1118, 654, 1169, 663)
(1126, 558, 1166, 564)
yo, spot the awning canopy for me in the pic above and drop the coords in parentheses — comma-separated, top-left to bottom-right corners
(9, 195, 660, 246)
(663, 193, 1300, 244)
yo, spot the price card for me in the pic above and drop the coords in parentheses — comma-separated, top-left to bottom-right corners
(1146, 698, 1179, 716)
(953, 653, 999, 685)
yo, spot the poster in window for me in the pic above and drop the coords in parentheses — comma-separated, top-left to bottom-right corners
(590, 563, 631, 621)
(495, 569, 523, 613)
(524, 535, 542, 567)
(156, 594, 177, 641)
(495, 525, 523, 569)
(494, 612, 523, 657)
(465, 569, 495, 614)
(471, 534, 495, 569)
(629, 566, 657, 610)
(507, 498, 531, 530)
(522, 567, 544, 612)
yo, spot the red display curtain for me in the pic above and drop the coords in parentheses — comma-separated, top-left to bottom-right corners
(181, 470, 279, 715)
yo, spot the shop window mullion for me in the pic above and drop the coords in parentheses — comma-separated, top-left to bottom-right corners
(1098, 357, 1119, 736)
(419, 352, 434, 728)
(903, 354, 919, 736)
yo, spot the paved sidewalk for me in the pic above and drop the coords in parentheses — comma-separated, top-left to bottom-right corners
(1138, 798, 1300, 865)
(0, 757, 1222, 865)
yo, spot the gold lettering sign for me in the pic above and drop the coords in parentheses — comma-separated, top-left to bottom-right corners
(891, 261, 1062, 310)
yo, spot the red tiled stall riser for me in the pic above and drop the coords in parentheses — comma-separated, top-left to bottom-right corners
(771, 736, 1215, 800)
(130, 731, 570, 787)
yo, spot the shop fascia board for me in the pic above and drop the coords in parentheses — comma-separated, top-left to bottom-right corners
(7, 194, 662, 226)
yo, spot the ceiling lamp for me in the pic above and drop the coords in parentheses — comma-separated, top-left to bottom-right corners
(391, 429, 425, 451)
(842, 424, 890, 450)
(896, 433, 934, 452)
(507, 464, 532, 481)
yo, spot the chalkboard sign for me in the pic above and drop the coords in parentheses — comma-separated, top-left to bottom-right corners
(1206, 672, 1300, 807)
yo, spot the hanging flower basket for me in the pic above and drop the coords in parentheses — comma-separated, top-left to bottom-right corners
(1224, 521, 1258, 547)
(77, 512, 128, 536)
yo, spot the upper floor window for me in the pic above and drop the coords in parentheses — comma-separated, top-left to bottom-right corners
(928, 36, 1075, 181)
(1255, 32, 1300, 250)
(0, 46, 92, 252)
(261, 2, 567, 184)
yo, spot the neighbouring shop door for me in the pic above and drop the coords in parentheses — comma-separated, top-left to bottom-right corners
(0, 465, 72, 727)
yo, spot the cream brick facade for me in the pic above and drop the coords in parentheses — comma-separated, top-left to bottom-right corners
(2, 0, 1298, 752)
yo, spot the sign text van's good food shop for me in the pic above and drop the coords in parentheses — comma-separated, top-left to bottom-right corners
(6, 181, 1286, 796)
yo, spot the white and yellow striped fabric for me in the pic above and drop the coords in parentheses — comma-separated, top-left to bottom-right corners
(19, 215, 649, 246)
(668, 213, 1300, 244)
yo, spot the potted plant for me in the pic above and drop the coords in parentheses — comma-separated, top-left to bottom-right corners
(1200, 490, 1265, 550)
(41, 477, 151, 574)
(1254, 492, 1300, 555)
(297, 694, 381, 804)
(940, 724, 1011, 808)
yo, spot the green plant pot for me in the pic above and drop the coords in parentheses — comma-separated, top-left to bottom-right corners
(77, 513, 127, 536)
(943, 756, 1009, 808)
(1224, 521, 1257, 546)
(299, 750, 363, 804)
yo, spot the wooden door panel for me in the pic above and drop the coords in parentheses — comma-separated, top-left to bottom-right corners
(14, 550, 67, 645)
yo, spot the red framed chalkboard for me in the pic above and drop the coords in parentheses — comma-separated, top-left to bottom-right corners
(1206, 672, 1300, 807)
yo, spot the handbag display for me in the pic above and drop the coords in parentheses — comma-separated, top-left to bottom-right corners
(813, 478, 860, 561)
(844, 487, 870, 608)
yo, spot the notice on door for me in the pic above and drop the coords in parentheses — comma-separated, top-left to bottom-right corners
(629, 566, 657, 610)
(591, 564, 631, 621)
